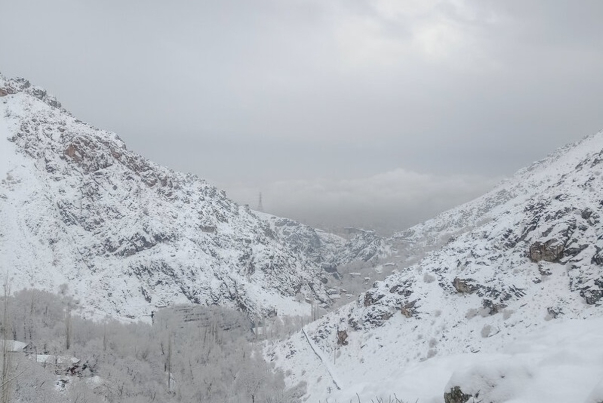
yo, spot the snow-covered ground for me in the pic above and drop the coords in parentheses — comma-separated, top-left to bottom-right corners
(0, 73, 383, 321)
(269, 130, 603, 401)
(4, 72, 603, 402)
(310, 317, 603, 402)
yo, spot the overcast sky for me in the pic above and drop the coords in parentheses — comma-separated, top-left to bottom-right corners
(2, 1, 603, 233)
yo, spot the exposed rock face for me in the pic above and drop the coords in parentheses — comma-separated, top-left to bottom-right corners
(259, 216, 390, 276)
(364, 292, 376, 307)
(336, 330, 348, 346)
(591, 249, 603, 266)
(269, 128, 603, 400)
(444, 387, 472, 403)
(482, 298, 506, 315)
(529, 239, 564, 262)
(581, 280, 603, 305)
(342, 229, 389, 262)
(0, 76, 63, 108)
(400, 303, 414, 318)
(0, 73, 381, 320)
(452, 277, 477, 294)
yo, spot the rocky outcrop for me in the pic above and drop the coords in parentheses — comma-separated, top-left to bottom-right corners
(0, 72, 381, 320)
(0, 76, 63, 109)
(452, 277, 477, 294)
(580, 280, 603, 305)
(336, 330, 348, 346)
(261, 216, 387, 275)
(444, 386, 472, 403)
(529, 239, 564, 262)
(400, 300, 417, 318)
(364, 292, 376, 307)
(269, 127, 603, 401)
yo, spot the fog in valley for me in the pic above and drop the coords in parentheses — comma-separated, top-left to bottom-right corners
(3, 1, 603, 233)
(2, 1, 603, 402)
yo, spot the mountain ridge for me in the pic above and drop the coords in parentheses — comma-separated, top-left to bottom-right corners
(0, 72, 385, 321)
(269, 128, 603, 401)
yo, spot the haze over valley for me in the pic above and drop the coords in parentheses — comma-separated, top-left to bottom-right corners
(2, 1, 603, 402)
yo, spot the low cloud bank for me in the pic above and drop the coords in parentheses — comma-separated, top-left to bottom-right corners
(221, 168, 501, 235)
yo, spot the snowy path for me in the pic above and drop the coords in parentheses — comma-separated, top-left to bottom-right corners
(302, 327, 341, 391)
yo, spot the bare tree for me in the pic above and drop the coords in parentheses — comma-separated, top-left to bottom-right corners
(65, 307, 72, 351)
(166, 334, 172, 393)
(1, 279, 12, 403)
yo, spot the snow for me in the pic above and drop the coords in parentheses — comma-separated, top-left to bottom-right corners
(0, 108, 17, 174)
(273, 317, 603, 402)
(0, 340, 28, 352)
(269, 129, 603, 401)
(37, 355, 80, 365)
(0, 72, 387, 321)
(5, 72, 603, 402)
(0, 74, 358, 321)
(441, 318, 603, 403)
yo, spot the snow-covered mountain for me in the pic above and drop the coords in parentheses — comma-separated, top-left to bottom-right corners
(0, 73, 383, 321)
(269, 130, 603, 401)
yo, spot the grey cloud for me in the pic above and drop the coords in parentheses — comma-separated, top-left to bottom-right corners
(221, 169, 501, 234)
(1, 1, 602, 230)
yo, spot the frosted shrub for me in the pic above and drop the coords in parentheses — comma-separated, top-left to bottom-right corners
(0, 290, 298, 403)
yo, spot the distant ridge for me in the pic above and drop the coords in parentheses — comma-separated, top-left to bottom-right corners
(270, 127, 603, 400)
(0, 73, 387, 321)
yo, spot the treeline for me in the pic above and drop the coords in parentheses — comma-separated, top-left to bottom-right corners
(0, 288, 307, 403)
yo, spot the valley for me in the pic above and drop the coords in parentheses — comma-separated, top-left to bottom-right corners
(1, 73, 603, 402)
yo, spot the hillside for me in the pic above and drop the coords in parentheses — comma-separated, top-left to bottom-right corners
(0, 73, 384, 321)
(268, 130, 603, 401)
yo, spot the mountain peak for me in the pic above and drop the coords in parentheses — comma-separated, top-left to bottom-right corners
(0, 74, 382, 321)
(1, 73, 64, 111)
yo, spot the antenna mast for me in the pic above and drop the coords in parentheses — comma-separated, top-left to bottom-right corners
(257, 192, 264, 212)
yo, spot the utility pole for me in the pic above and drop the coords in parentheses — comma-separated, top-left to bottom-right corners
(257, 192, 264, 212)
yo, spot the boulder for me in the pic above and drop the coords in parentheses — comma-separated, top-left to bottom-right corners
(336, 330, 348, 346)
(529, 239, 564, 262)
(400, 300, 417, 318)
(364, 292, 375, 306)
(452, 278, 477, 294)
(444, 386, 472, 403)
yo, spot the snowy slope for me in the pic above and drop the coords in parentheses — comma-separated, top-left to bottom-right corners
(269, 131, 603, 401)
(257, 212, 390, 272)
(0, 73, 378, 321)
